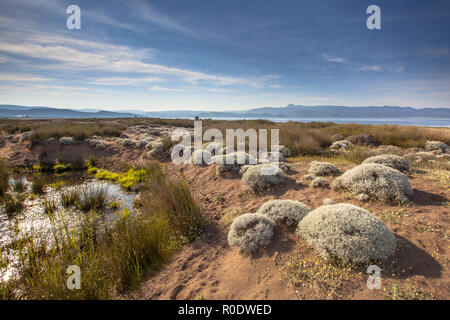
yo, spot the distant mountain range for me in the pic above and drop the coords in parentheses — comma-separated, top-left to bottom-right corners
(0, 105, 138, 118)
(1, 104, 449, 120)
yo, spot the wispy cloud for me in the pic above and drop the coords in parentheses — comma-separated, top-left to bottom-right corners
(358, 65, 384, 72)
(148, 86, 185, 92)
(323, 53, 405, 73)
(322, 54, 348, 64)
(89, 76, 165, 86)
(0, 33, 259, 87)
(0, 73, 54, 82)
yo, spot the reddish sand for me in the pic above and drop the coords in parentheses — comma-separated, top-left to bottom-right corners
(133, 162, 449, 300)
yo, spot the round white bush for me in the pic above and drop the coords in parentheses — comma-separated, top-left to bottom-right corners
(279, 145, 292, 157)
(241, 164, 285, 193)
(59, 136, 75, 145)
(240, 162, 290, 175)
(296, 203, 396, 263)
(259, 152, 286, 163)
(425, 140, 449, 153)
(256, 199, 310, 227)
(147, 142, 166, 159)
(331, 163, 412, 203)
(307, 161, 340, 176)
(330, 140, 351, 150)
(362, 154, 410, 172)
(227, 213, 275, 254)
(310, 177, 330, 188)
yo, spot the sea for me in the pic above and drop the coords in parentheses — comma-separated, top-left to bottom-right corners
(189, 117, 450, 127)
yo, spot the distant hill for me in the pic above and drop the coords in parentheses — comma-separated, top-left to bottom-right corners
(0, 105, 140, 118)
(1, 104, 449, 120)
(143, 105, 450, 119)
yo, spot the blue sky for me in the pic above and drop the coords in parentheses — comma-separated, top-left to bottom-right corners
(0, 0, 449, 111)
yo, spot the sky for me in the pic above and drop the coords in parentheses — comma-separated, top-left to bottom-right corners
(0, 0, 449, 111)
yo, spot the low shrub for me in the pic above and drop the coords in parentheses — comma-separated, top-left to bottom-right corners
(296, 203, 396, 263)
(53, 163, 72, 173)
(227, 213, 275, 254)
(307, 161, 340, 176)
(93, 167, 151, 190)
(331, 163, 413, 203)
(310, 177, 330, 189)
(256, 199, 310, 227)
(424, 140, 448, 153)
(362, 154, 410, 172)
(241, 164, 285, 193)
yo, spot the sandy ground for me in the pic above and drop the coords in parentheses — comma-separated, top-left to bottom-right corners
(131, 161, 449, 300)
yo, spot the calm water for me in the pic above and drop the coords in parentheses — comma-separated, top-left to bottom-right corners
(210, 117, 450, 127)
(164, 116, 450, 127)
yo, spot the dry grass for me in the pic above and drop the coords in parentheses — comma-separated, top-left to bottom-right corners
(2, 118, 449, 156)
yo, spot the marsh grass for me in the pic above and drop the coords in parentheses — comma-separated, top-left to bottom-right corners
(138, 168, 206, 243)
(78, 186, 107, 212)
(0, 161, 8, 198)
(0, 163, 204, 299)
(42, 198, 58, 215)
(11, 178, 26, 193)
(4, 194, 24, 217)
(30, 176, 46, 195)
(60, 188, 81, 208)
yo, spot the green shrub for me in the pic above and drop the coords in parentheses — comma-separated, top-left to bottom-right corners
(109, 201, 120, 210)
(49, 181, 66, 190)
(53, 163, 72, 173)
(93, 166, 152, 190)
